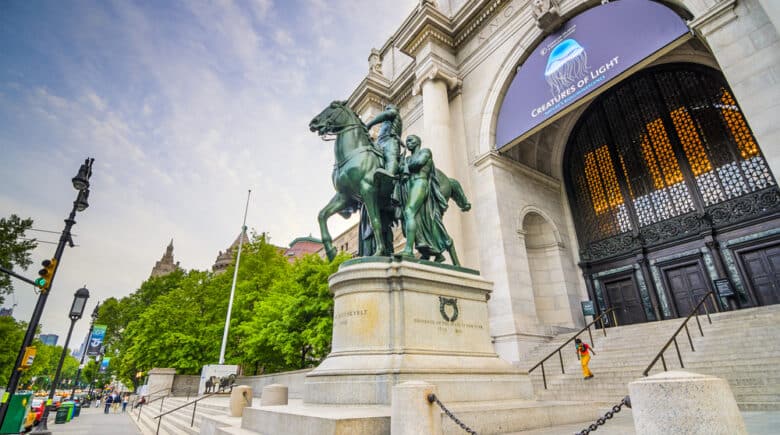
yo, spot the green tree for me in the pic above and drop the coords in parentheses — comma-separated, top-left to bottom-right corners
(0, 214, 37, 304)
(0, 316, 26, 387)
(237, 253, 347, 371)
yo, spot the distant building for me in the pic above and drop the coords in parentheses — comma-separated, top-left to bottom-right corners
(39, 334, 58, 346)
(212, 232, 252, 274)
(317, 223, 405, 259)
(150, 239, 179, 278)
(284, 236, 323, 262)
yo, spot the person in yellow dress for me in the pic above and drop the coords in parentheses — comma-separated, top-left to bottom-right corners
(575, 338, 596, 379)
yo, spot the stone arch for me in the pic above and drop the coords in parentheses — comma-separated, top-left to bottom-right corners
(519, 209, 579, 328)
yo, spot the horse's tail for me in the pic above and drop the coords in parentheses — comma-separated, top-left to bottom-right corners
(449, 178, 471, 211)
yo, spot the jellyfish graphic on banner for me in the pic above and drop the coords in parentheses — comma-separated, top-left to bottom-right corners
(99, 357, 110, 373)
(544, 39, 589, 96)
(86, 325, 107, 357)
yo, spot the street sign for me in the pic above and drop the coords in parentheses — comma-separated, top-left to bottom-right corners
(714, 278, 735, 297)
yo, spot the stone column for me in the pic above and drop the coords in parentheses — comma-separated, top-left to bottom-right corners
(391, 381, 441, 435)
(415, 68, 465, 262)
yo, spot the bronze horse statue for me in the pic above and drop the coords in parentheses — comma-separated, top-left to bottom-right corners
(309, 100, 470, 261)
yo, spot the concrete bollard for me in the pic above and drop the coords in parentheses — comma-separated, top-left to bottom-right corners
(229, 385, 253, 417)
(260, 384, 288, 406)
(628, 371, 747, 435)
(391, 381, 441, 435)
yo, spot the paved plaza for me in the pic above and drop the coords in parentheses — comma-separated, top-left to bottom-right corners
(45, 405, 139, 435)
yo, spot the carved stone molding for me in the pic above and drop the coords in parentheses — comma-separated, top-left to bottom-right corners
(412, 60, 462, 96)
(689, 0, 738, 36)
(368, 48, 383, 76)
(531, 0, 564, 33)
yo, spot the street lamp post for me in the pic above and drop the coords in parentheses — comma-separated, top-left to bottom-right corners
(71, 302, 100, 398)
(34, 287, 90, 433)
(0, 158, 94, 429)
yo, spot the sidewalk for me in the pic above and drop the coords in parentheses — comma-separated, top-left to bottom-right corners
(46, 405, 139, 435)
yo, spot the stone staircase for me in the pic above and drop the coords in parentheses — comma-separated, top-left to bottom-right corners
(522, 305, 780, 411)
(130, 395, 232, 435)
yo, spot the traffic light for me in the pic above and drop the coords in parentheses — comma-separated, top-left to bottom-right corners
(34, 259, 57, 291)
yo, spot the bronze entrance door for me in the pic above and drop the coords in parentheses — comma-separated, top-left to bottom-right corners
(664, 262, 716, 317)
(740, 244, 780, 306)
(603, 276, 646, 325)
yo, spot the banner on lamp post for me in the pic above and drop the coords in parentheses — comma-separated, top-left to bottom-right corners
(87, 325, 107, 356)
(99, 357, 110, 373)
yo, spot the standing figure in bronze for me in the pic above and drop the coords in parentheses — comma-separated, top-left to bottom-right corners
(309, 100, 471, 265)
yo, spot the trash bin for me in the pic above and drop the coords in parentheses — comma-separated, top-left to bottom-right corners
(55, 405, 70, 424)
(0, 392, 33, 434)
(72, 401, 81, 417)
(63, 401, 75, 421)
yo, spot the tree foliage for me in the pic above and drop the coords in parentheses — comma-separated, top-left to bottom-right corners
(0, 214, 37, 304)
(93, 232, 345, 386)
(0, 316, 26, 387)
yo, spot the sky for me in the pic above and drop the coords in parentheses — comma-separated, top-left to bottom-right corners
(0, 0, 418, 351)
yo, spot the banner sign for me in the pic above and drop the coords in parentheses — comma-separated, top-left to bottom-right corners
(87, 325, 107, 356)
(495, 0, 689, 149)
(99, 357, 110, 373)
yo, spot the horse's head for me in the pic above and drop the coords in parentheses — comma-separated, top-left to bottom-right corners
(309, 100, 354, 136)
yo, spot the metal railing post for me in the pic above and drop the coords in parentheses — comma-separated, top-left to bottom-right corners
(156, 416, 161, 435)
(191, 401, 197, 427)
(684, 324, 694, 352)
(588, 325, 594, 346)
(695, 313, 703, 336)
(558, 350, 565, 374)
(673, 337, 684, 368)
(611, 310, 618, 327)
(541, 363, 547, 390)
(160, 396, 165, 412)
(137, 403, 142, 421)
(661, 354, 667, 371)
(601, 316, 607, 336)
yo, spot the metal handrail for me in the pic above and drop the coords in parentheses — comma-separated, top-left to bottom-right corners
(151, 383, 244, 435)
(529, 307, 618, 389)
(643, 290, 718, 376)
(133, 387, 171, 421)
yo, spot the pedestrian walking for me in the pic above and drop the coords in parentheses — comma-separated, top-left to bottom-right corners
(575, 338, 596, 379)
(122, 394, 129, 413)
(104, 394, 113, 414)
(112, 393, 120, 413)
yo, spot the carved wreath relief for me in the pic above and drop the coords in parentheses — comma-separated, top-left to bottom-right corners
(439, 296, 459, 322)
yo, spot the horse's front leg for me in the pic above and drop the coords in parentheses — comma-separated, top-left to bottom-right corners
(360, 181, 387, 256)
(318, 192, 350, 261)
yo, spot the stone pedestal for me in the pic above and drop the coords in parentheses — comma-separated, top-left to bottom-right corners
(234, 259, 598, 435)
(628, 371, 747, 435)
(304, 258, 532, 405)
(146, 368, 176, 398)
(230, 386, 253, 417)
(199, 364, 238, 395)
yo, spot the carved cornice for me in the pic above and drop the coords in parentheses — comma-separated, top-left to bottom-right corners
(348, 74, 391, 114)
(473, 151, 561, 190)
(453, 0, 507, 46)
(397, 3, 455, 56)
(688, 0, 737, 36)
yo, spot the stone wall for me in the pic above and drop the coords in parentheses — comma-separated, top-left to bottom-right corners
(236, 368, 313, 399)
(171, 374, 200, 397)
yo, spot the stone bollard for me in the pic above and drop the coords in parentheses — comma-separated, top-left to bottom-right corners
(629, 371, 747, 435)
(229, 385, 253, 417)
(391, 381, 441, 435)
(260, 384, 288, 406)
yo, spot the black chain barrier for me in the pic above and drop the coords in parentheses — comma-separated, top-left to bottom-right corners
(427, 393, 478, 435)
(575, 396, 632, 435)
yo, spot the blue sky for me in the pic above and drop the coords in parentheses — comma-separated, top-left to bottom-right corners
(0, 0, 416, 345)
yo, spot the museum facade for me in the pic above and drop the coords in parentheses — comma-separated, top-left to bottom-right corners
(345, 0, 780, 364)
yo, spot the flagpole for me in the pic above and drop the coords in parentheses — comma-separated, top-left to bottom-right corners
(219, 189, 251, 365)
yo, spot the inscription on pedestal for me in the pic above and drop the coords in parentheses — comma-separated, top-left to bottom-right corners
(413, 318, 484, 335)
(335, 309, 368, 325)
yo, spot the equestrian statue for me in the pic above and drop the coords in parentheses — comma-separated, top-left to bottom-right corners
(309, 100, 471, 266)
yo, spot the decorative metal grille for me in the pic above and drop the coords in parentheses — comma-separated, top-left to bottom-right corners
(565, 64, 776, 261)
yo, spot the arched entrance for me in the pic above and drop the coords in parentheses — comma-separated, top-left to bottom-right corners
(564, 63, 780, 320)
